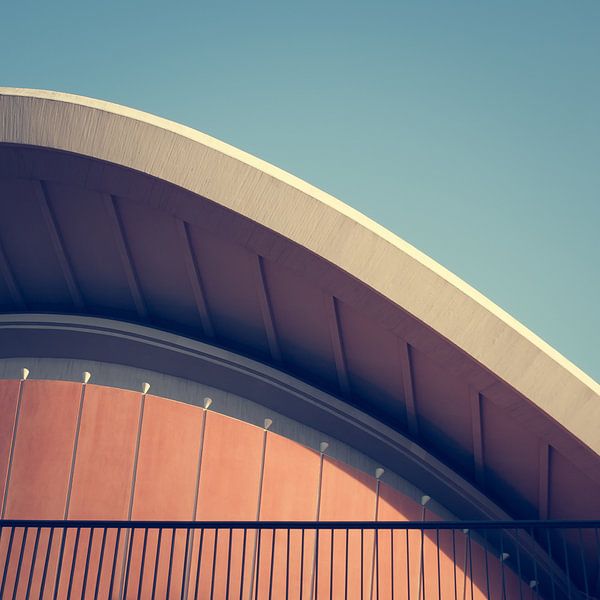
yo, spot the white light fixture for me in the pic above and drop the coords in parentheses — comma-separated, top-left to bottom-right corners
(421, 495, 431, 506)
(142, 382, 151, 395)
(203, 397, 213, 409)
(82, 371, 91, 384)
(529, 580, 537, 589)
(264, 418, 273, 430)
(462, 528, 469, 534)
(375, 467, 385, 480)
(501, 552, 510, 561)
(21, 367, 29, 380)
(319, 441, 329, 454)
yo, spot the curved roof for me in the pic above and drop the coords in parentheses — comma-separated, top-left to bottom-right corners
(0, 88, 599, 519)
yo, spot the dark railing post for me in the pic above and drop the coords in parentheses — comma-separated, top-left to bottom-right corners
(93, 527, 107, 600)
(40, 527, 55, 598)
(138, 527, 148, 599)
(81, 527, 95, 598)
(25, 526, 41, 598)
(52, 524, 68, 599)
(12, 525, 27, 600)
(225, 528, 233, 599)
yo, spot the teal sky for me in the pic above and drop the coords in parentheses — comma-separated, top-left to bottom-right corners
(2, 1, 599, 381)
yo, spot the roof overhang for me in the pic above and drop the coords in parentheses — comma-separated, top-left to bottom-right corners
(0, 88, 598, 519)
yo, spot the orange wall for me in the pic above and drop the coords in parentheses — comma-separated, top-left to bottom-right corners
(0, 379, 19, 510)
(0, 379, 532, 599)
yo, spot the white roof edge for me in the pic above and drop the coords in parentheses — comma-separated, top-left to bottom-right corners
(0, 87, 598, 451)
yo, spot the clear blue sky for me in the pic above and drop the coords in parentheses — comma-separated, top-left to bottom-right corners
(2, 1, 599, 381)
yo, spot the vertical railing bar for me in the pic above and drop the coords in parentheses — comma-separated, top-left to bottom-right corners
(93, 528, 108, 600)
(418, 527, 426, 600)
(26, 526, 42, 599)
(360, 528, 364, 600)
(66, 526, 81, 600)
(299, 529, 305, 600)
(577, 528, 589, 599)
(122, 526, 136, 600)
(80, 527, 95, 600)
(462, 530, 468, 600)
(254, 528, 262, 600)
(595, 529, 600, 600)
(268, 529, 276, 600)
(330, 528, 334, 600)
(532, 528, 541, 600)
(500, 531, 507, 600)
(315, 528, 320, 600)
(468, 530, 474, 600)
(515, 529, 523, 600)
(285, 529, 290, 600)
(11, 526, 28, 600)
(209, 528, 220, 600)
(238, 529, 247, 600)
(436, 529, 441, 600)
(390, 529, 395, 600)
(483, 529, 491, 600)
(406, 530, 411, 600)
(561, 532, 572, 600)
(421, 527, 426, 600)
(418, 528, 424, 600)
(52, 525, 68, 600)
(452, 529, 457, 600)
(166, 527, 176, 599)
(376, 527, 380, 600)
(193, 528, 205, 600)
(137, 528, 149, 600)
(108, 527, 123, 600)
(543, 528, 556, 600)
(181, 528, 191, 600)
(345, 528, 349, 600)
(40, 527, 56, 600)
(225, 528, 233, 600)
(150, 528, 163, 600)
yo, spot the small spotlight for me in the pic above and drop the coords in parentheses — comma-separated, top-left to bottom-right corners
(82, 371, 91, 384)
(203, 397, 213, 409)
(142, 382, 151, 395)
(375, 467, 385, 480)
(21, 367, 29, 380)
(319, 441, 329, 454)
(421, 495, 431, 506)
(529, 581, 537, 589)
(501, 552, 510, 561)
(264, 418, 273, 430)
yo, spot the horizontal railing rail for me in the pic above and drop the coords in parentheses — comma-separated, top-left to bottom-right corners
(0, 520, 597, 599)
(2, 519, 600, 529)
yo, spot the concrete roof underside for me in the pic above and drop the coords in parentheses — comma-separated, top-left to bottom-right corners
(0, 88, 598, 520)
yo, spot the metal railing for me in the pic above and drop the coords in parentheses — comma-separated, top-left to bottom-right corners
(0, 520, 598, 599)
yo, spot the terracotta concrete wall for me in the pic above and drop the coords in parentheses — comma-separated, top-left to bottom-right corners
(0, 379, 534, 599)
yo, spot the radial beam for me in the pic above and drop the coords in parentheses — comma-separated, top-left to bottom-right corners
(399, 339, 419, 439)
(103, 194, 147, 318)
(324, 295, 351, 398)
(176, 219, 214, 338)
(469, 388, 486, 488)
(255, 255, 282, 363)
(538, 442, 550, 519)
(34, 180, 84, 309)
(0, 240, 25, 309)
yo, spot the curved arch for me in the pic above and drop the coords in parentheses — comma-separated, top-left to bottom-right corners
(0, 87, 597, 459)
(0, 312, 513, 522)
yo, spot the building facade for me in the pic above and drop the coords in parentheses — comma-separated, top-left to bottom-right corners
(0, 88, 598, 598)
